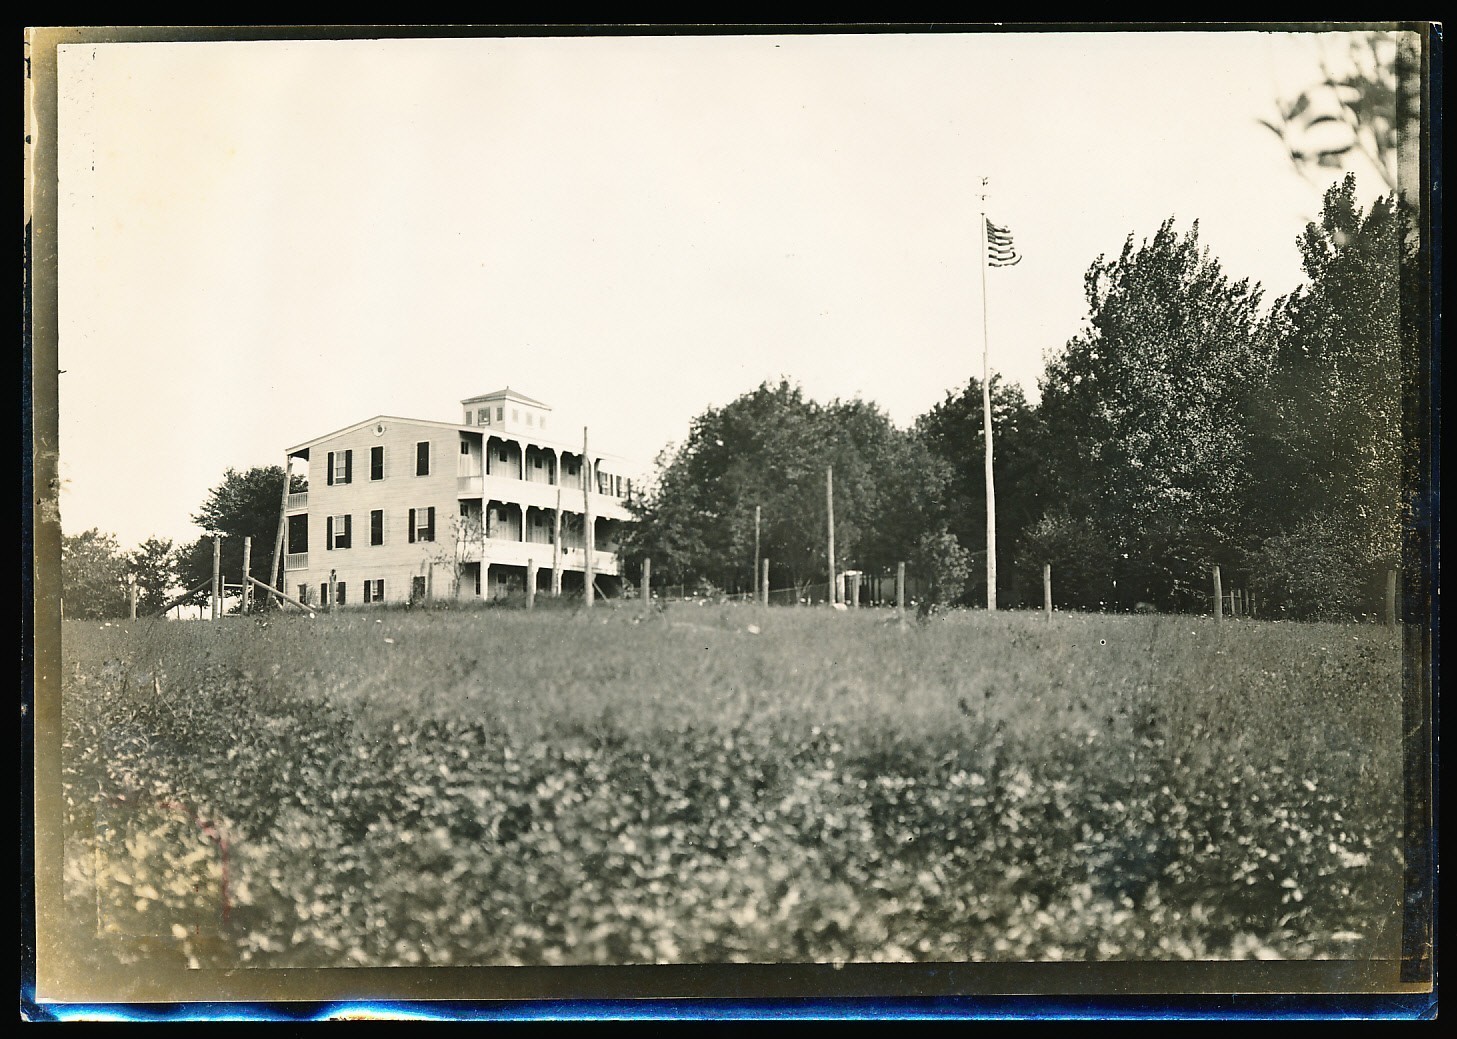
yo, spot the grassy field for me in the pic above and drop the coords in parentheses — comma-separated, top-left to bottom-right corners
(57, 601, 1404, 969)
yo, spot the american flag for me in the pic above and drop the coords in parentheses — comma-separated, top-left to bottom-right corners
(986, 219, 1021, 267)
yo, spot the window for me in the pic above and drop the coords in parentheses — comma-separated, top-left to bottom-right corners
(287, 514, 308, 553)
(512, 408, 519, 422)
(481, 408, 491, 425)
(298, 585, 310, 605)
(370, 445, 384, 481)
(363, 579, 384, 603)
(408, 506, 436, 543)
(327, 449, 353, 486)
(526, 412, 534, 426)
(335, 582, 346, 605)
(416, 441, 431, 476)
(496, 407, 503, 422)
(498, 446, 508, 463)
(320, 583, 329, 605)
(461, 441, 470, 455)
(326, 514, 352, 550)
(533, 454, 543, 469)
(370, 510, 384, 546)
(411, 575, 427, 603)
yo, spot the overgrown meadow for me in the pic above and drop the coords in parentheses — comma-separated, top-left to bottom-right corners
(58, 603, 1403, 970)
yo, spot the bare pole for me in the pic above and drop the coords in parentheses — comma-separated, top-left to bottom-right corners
(753, 505, 761, 601)
(211, 536, 222, 620)
(1212, 565, 1223, 623)
(1043, 562, 1053, 622)
(246, 575, 312, 613)
(583, 427, 594, 607)
(978, 178, 998, 611)
(241, 536, 252, 615)
(526, 558, 537, 611)
(642, 556, 652, 617)
(825, 466, 838, 605)
(552, 488, 563, 596)
(270, 456, 291, 607)
(761, 556, 770, 609)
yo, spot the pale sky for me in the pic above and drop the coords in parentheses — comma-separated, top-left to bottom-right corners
(51, 29, 1394, 551)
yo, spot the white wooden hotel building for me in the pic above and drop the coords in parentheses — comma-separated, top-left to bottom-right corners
(276, 388, 635, 606)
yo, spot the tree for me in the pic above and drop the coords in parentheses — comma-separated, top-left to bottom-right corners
(913, 376, 1050, 606)
(178, 466, 305, 608)
(61, 528, 128, 619)
(620, 380, 949, 598)
(1247, 175, 1409, 616)
(1036, 219, 1271, 610)
(910, 525, 972, 608)
(1260, 30, 1421, 197)
(1016, 509, 1119, 611)
(126, 536, 178, 616)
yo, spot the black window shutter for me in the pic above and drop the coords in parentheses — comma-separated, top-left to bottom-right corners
(342, 514, 352, 548)
(427, 506, 436, 542)
(344, 450, 353, 484)
(326, 515, 334, 550)
(327, 452, 335, 486)
(337, 582, 345, 605)
(408, 509, 416, 544)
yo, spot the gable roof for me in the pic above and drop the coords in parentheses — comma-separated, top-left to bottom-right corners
(285, 415, 465, 455)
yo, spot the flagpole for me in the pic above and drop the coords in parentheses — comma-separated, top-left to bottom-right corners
(978, 180, 997, 612)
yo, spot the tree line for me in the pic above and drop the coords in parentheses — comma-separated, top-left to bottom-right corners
(61, 175, 1418, 621)
(621, 176, 1417, 619)
(61, 466, 300, 619)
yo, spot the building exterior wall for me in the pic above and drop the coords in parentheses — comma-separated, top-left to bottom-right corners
(285, 406, 634, 607)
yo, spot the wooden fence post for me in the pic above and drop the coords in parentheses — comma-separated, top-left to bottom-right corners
(127, 576, 138, 621)
(896, 562, 906, 617)
(211, 536, 222, 620)
(1212, 565, 1223, 623)
(1385, 568, 1398, 626)
(641, 557, 652, 616)
(241, 536, 252, 615)
(526, 558, 537, 611)
(761, 557, 769, 608)
(1044, 563, 1053, 622)
(426, 562, 434, 604)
